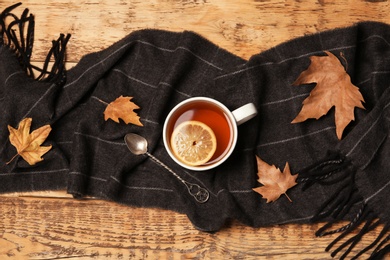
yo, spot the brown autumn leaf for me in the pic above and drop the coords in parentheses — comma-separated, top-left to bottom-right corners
(7, 117, 52, 165)
(253, 155, 298, 203)
(104, 95, 143, 126)
(292, 51, 365, 140)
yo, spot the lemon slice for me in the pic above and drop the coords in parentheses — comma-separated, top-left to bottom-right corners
(170, 120, 217, 166)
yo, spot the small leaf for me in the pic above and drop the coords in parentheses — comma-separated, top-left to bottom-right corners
(292, 51, 365, 140)
(104, 95, 143, 126)
(253, 155, 298, 203)
(7, 118, 52, 165)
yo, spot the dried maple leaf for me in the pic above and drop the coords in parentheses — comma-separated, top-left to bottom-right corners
(104, 95, 143, 126)
(253, 156, 298, 203)
(292, 51, 365, 140)
(7, 118, 52, 165)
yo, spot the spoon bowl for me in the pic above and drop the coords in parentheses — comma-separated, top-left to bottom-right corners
(124, 133, 148, 155)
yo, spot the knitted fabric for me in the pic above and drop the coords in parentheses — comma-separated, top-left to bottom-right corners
(1, 3, 389, 259)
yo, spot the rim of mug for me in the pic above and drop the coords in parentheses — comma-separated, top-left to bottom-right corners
(162, 97, 238, 171)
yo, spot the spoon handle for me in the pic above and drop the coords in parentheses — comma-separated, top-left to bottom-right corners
(145, 152, 209, 203)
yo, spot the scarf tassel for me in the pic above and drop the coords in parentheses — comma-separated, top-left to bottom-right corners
(0, 3, 70, 84)
(298, 151, 390, 259)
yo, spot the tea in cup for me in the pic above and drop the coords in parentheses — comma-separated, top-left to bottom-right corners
(163, 97, 257, 171)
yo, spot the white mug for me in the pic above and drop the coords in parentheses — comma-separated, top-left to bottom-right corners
(163, 97, 257, 171)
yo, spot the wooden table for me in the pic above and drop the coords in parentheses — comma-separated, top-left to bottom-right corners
(1, 1, 389, 259)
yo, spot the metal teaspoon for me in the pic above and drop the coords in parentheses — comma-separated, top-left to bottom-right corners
(124, 133, 210, 203)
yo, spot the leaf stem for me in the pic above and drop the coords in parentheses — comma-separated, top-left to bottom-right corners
(340, 52, 348, 71)
(6, 153, 19, 165)
(284, 193, 293, 203)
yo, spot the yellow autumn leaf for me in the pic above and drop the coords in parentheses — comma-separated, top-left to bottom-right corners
(104, 95, 143, 126)
(7, 118, 52, 165)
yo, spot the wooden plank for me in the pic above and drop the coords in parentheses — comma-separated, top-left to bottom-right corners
(1, 190, 73, 198)
(2, 0, 390, 62)
(0, 196, 382, 259)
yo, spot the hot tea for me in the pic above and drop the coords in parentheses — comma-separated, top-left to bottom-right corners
(166, 100, 233, 166)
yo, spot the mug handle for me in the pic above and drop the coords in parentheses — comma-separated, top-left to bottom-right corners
(232, 103, 258, 125)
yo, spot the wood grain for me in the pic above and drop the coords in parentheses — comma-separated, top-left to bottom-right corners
(1, 0, 390, 259)
(3, 0, 390, 62)
(0, 195, 382, 259)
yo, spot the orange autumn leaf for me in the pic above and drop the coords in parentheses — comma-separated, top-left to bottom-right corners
(7, 118, 52, 165)
(104, 95, 143, 126)
(292, 51, 365, 140)
(253, 156, 298, 203)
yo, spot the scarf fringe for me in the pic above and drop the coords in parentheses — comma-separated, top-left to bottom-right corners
(0, 3, 71, 84)
(298, 152, 389, 259)
(298, 151, 350, 191)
